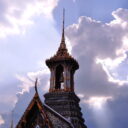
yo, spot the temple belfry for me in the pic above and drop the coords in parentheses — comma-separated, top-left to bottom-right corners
(45, 9, 87, 128)
(46, 9, 79, 93)
(16, 10, 87, 128)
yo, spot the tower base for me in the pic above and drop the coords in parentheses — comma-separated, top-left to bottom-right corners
(44, 92, 87, 128)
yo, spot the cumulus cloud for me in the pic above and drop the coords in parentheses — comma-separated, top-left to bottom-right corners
(66, 8, 128, 95)
(16, 68, 49, 94)
(66, 8, 128, 128)
(0, 0, 58, 38)
(112, 8, 128, 23)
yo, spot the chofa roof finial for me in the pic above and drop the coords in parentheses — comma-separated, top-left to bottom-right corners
(35, 78, 38, 94)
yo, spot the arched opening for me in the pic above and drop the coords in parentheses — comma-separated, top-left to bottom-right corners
(55, 65, 64, 89)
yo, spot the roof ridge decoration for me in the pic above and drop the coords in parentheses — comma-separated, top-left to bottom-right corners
(35, 78, 38, 94)
(34, 78, 40, 98)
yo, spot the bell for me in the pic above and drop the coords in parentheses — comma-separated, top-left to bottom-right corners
(59, 72, 64, 82)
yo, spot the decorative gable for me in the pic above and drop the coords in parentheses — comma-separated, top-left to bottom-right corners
(16, 93, 52, 128)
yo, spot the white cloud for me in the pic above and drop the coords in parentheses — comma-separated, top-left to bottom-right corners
(15, 68, 49, 94)
(77, 93, 85, 98)
(65, 9, 128, 127)
(0, 0, 58, 38)
(15, 74, 34, 94)
(112, 8, 128, 23)
(66, 8, 128, 97)
(84, 96, 112, 109)
(96, 56, 128, 86)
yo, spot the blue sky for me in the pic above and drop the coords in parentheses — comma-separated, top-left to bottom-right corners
(0, 0, 128, 127)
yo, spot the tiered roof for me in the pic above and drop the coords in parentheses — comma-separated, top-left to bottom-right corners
(46, 10, 79, 69)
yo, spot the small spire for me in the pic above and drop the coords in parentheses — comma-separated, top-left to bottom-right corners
(60, 8, 66, 49)
(62, 8, 65, 42)
(35, 78, 38, 94)
(57, 8, 68, 55)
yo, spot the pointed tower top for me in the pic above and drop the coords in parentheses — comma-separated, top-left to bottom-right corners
(35, 78, 38, 94)
(61, 8, 65, 43)
(56, 8, 68, 55)
(46, 9, 79, 70)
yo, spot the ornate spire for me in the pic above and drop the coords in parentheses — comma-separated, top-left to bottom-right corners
(46, 9, 79, 70)
(61, 8, 65, 44)
(56, 8, 69, 56)
(35, 78, 38, 94)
